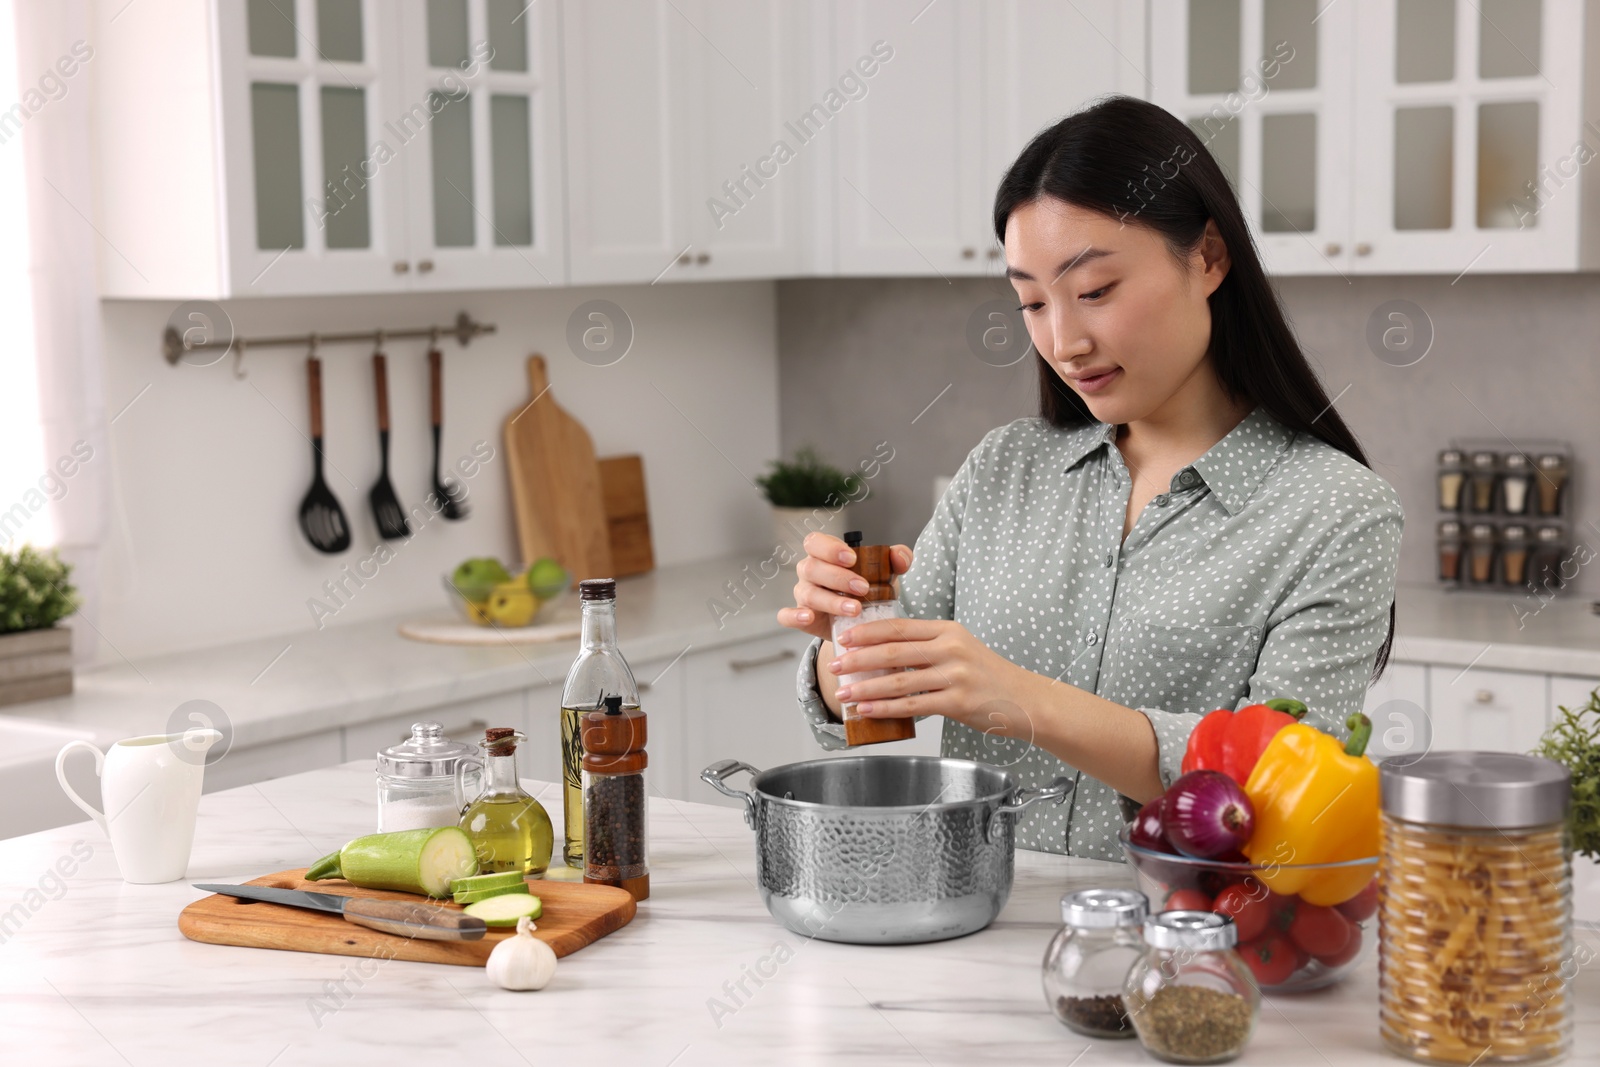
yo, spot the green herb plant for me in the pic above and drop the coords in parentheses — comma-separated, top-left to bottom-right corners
(755, 446, 866, 509)
(0, 545, 80, 635)
(1533, 685, 1600, 860)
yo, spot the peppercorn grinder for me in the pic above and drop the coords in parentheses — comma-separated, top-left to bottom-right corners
(581, 694, 649, 900)
(832, 531, 916, 746)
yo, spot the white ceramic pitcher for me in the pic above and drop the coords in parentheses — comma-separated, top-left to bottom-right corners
(55, 729, 221, 884)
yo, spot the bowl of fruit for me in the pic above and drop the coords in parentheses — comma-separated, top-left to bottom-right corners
(1122, 699, 1382, 993)
(446, 555, 571, 628)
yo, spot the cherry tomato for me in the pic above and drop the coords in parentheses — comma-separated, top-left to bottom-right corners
(1289, 903, 1353, 958)
(1213, 883, 1271, 942)
(1238, 932, 1298, 987)
(1336, 879, 1380, 923)
(1164, 888, 1213, 912)
(1315, 924, 1363, 968)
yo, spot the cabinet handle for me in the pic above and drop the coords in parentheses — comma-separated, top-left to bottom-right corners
(1355, 242, 1373, 256)
(960, 247, 976, 259)
(417, 259, 435, 273)
(1324, 242, 1342, 256)
(728, 649, 797, 672)
(393, 260, 411, 274)
(1474, 689, 1494, 704)
(636, 679, 652, 692)
(695, 252, 711, 265)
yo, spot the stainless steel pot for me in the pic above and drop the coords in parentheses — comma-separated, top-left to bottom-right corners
(701, 755, 1073, 945)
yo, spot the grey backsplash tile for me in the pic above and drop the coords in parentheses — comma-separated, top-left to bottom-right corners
(777, 274, 1600, 597)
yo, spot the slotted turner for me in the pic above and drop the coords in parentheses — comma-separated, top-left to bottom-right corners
(298, 355, 351, 554)
(428, 347, 467, 520)
(368, 349, 410, 539)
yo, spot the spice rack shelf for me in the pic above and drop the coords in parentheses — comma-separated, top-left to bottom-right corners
(1435, 438, 1573, 596)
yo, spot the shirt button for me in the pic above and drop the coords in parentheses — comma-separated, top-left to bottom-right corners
(1178, 470, 1197, 487)
(1154, 494, 1169, 507)
(1104, 551, 1113, 567)
(1085, 632, 1098, 646)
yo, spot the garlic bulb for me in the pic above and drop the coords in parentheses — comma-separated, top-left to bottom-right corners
(486, 915, 558, 990)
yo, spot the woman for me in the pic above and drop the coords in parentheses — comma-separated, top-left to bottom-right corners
(779, 96, 1403, 862)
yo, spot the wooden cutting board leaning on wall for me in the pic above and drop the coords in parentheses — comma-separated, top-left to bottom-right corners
(597, 454, 654, 577)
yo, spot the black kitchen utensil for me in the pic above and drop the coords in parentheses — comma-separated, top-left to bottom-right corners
(298, 354, 351, 554)
(369, 348, 411, 539)
(429, 347, 468, 520)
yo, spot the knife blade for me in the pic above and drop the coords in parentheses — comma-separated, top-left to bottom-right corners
(193, 884, 487, 941)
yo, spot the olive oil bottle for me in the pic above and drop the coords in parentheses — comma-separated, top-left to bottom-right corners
(459, 727, 553, 875)
(559, 579, 639, 867)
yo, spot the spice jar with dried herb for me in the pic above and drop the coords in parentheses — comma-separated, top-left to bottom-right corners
(1379, 752, 1572, 1066)
(1041, 888, 1146, 1039)
(582, 694, 649, 900)
(1124, 911, 1258, 1065)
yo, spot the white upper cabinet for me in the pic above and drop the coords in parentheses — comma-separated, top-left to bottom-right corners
(94, 0, 565, 298)
(1153, 0, 1594, 275)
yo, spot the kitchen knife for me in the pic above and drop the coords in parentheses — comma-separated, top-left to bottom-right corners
(192, 884, 487, 941)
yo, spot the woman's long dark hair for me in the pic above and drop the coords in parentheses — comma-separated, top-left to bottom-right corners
(993, 95, 1394, 681)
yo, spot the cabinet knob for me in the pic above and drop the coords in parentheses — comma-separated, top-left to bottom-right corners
(960, 247, 976, 259)
(986, 247, 1000, 260)
(695, 252, 710, 265)
(1324, 242, 1342, 256)
(393, 260, 411, 274)
(677, 252, 692, 265)
(417, 259, 435, 273)
(1355, 242, 1373, 256)
(1474, 688, 1494, 704)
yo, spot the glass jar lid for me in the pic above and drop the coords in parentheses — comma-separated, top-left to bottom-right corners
(1381, 752, 1570, 829)
(1142, 910, 1236, 951)
(1060, 888, 1147, 929)
(377, 722, 478, 778)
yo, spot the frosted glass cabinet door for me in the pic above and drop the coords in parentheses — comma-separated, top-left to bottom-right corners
(397, 0, 565, 289)
(217, 0, 410, 295)
(1350, 0, 1584, 273)
(1149, 0, 1354, 276)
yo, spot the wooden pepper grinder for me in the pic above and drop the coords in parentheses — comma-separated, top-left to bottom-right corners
(581, 695, 649, 900)
(832, 531, 917, 747)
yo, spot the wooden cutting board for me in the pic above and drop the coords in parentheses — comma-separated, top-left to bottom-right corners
(503, 354, 613, 588)
(179, 868, 636, 966)
(597, 454, 654, 577)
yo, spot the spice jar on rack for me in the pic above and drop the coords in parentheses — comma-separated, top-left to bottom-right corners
(582, 694, 649, 900)
(1499, 523, 1530, 586)
(1436, 449, 1467, 512)
(1467, 451, 1499, 514)
(1465, 523, 1497, 586)
(1530, 525, 1567, 592)
(1436, 520, 1464, 585)
(1499, 453, 1533, 515)
(831, 531, 916, 747)
(1124, 911, 1258, 1065)
(1378, 752, 1572, 1066)
(1042, 888, 1146, 1039)
(1535, 454, 1570, 516)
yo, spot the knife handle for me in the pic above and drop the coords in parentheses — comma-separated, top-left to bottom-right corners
(342, 898, 487, 942)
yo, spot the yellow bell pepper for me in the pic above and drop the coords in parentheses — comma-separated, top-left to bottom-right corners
(1240, 712, 1379, 907)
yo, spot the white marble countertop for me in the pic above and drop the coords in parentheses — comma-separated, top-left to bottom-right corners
(4, 760, 1596, 1066)
(0, 554, 794, 753)
(1391, 581, 1600, 676)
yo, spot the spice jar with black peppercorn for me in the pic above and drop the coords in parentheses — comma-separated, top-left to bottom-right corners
(582, 694, 649, 900)
(1530, 525, 1568, 593)
(1041, 888, 1146, 1039)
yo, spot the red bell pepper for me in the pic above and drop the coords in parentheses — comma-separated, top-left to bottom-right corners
(1180, 697, 1308, 785)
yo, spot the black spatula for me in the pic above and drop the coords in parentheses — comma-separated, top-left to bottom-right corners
(298, 355, 351, 554)
(428, 347, 468, 520)
(368, 350, 410, 539)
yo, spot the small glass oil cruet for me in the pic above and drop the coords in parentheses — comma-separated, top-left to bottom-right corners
(458, 727, 554, 876)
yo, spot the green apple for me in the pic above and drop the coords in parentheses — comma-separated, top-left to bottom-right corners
(452, 557, 512, 602)
(525, 556, 570, 600)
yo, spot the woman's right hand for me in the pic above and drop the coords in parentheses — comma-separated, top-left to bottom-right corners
(777, 532, 914, 642)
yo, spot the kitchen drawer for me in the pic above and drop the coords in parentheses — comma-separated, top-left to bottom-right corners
(1363, 663, 1429, 760)
(1426, 666, 1548, 755)
(203, 730, 344, 794)
(1549, 675, 1600, 724)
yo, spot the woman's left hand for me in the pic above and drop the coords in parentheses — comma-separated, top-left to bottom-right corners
(828, 618, 1038, 740)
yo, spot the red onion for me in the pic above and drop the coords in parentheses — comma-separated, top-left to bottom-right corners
(1159, 770, 1255, 859)
(1129, 795, 1176, 853)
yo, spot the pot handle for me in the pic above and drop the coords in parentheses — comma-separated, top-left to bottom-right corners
(988, 775, 1075, 844)
(700, 759, 763, 830)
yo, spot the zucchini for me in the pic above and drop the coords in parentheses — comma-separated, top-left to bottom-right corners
(306, 827, 477, 898)
(449, 870, 527, 895)
(463, 893, 543, 927)
(454, 883, 532, 905)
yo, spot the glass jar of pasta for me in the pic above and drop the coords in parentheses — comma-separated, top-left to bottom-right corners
(1379, 752, 1573, 1066)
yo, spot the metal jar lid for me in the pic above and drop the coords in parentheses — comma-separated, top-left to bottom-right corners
(1380, 752, 1570, 829)
(1437, 448, 1465, 467)
(1502, 452, 1530, 472)
(377, 722, 478, 779)
(1469, 451, 1499, 469)
(1061, 888, 1147, 929)
(1142, 910, 1236, 951)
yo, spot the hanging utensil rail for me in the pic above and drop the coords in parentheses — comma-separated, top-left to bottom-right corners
(162, 311, 496, 370)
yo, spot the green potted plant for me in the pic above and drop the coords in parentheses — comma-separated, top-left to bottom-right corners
(0, 545, 80, 706)
(1533, 686, 1600, 925)
(756, 446, 866, 552)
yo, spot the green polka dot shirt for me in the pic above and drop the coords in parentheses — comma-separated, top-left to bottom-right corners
(796, 405, 1404, 861)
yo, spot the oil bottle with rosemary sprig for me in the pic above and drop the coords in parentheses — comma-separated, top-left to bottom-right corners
(558, 579, 640, 868)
